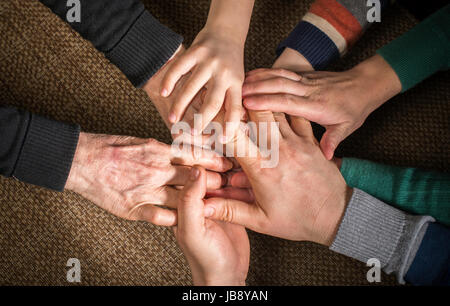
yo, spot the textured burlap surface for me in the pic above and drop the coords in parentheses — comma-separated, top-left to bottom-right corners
(0, 0, 448, 285)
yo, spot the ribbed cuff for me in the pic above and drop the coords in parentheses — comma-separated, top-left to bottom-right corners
(330, 188, 406, 266)
(330, 188, 434, 283)
(12, 114, 80, 192)
(276, 21, 339, 70)
(106, 10, 183, 88)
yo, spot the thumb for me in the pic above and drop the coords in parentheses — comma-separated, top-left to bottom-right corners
(230, 172, 252, 188)
(289, 116, 314, 140)
(204, 197, 264, 232)
(320, 125, 347, 160)
(178, 166, 207, 233)
(233, 126, 262, 174)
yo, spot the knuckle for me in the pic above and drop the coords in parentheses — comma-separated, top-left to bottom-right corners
(219, 200, 235, 223)
(147, 167, 165, 185)
(148, 209, 162, 225)
(146, 138, 161, 149)
(180, 191, 197, 204)
(193, 44, 209, 54)
(284, 94, 295, 105)
(228, 102, 243, 113)
(274, 68, 289, 77)
(274, 77, 286, 89)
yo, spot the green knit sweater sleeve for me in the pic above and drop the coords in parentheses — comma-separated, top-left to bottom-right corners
(376, 4, 450, 92)
(340, 158, 450, 226)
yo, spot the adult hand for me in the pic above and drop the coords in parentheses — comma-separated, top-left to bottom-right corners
(174, 166, 249, 286)
(242, 55, 402, 160)
(65, 133, 232, 226)
(204, 111, 352, 246)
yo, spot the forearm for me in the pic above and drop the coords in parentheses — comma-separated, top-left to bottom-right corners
(204, 0, 254, 46)
(272, 47, 314, 71)
(376, 4, 450, 92)
(39, 0, 183, 87)
(330, 188, 435, 284)
(0, 106, 80, 191)
(340, 158, 450, 226)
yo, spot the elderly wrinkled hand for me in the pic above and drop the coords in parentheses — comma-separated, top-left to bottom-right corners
(65, 132, 232, 226)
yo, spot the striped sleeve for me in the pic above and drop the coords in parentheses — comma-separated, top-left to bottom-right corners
(277, 0, 390, 69)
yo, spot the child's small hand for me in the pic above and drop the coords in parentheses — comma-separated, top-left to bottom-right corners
(160, 28, 245, 142)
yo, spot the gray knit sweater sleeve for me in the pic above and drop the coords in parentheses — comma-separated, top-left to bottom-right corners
(330, 188, 434, 284)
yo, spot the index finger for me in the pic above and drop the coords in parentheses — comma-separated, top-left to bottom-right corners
(170, 144, 233, 172)
(160, 52, 197, 97)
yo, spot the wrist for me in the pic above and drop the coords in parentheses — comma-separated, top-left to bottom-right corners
(273, 48, 314, 72)
(192, 268, 246, 286)
(203, 0, 253, 47)
(201, 275, 246, 286)
(350, 54, 402, 113)
(65, 132, 97, 193)
(199, 25, 247, 48)
(313, 184, 353, 247)
(142, 45, 185, 127)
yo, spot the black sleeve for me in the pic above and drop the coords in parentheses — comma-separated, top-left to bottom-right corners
(39, 0, 183, 87)
(0, 106, 80, 191)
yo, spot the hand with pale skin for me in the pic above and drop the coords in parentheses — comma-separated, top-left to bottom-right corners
(242, 54, 402, 160)
(174, 166, 250, 286)
(65, 133, 232, 226)
(158, 0, 254, 142)
(273, 47, 314, 72)
(204, 110, 353, 246)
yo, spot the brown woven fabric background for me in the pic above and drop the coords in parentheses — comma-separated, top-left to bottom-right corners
(0, 0, 448, 285)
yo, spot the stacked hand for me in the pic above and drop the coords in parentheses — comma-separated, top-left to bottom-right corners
(65, 133, 232, 226)
(77, 41, 400, 285)
(205, 111, 352, 245)
(160, 29, 245, 141)
(174, 166, 249, 286)
(242, 54, 402, 159)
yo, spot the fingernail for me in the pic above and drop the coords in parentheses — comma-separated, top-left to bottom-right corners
(190, 167, 200, 180)
(161, 89, 169, 97)
(204, 206, 215, 217)
(169, 112, 177, 123)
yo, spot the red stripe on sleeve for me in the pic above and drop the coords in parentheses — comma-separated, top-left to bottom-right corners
(309, 0, 363, 46)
